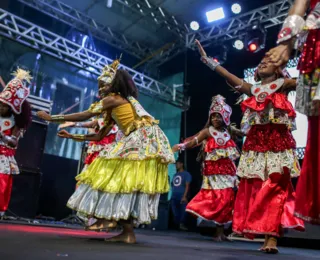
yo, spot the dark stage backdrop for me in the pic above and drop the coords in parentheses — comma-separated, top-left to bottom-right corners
(38, 154, 78, 220)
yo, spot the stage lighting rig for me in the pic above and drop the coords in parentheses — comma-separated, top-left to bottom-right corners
(210, 45, 228, 65)
(245, 22, 266, 53)
(190, 21, 200, 31)
(231, 3, 241, 14)
(233, 39, 244, 50)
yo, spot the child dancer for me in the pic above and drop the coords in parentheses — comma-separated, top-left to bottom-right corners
(173, 95, 242, 241)
(195, 40, 304, 253)
(268, 0, 320, 224)
(38, 68, 175, 243)
(0, 68, 32, 216)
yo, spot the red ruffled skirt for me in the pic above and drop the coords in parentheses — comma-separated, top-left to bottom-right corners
(187, 158, 236, 225)
(84, 134, 116, 165)
(0, 174, 13, 213)
(295, 116, 320, 224)
(233, 124, 304, 238)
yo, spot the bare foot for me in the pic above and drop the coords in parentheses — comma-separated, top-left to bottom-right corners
(213, 236, 222, 242)
(220, 234, 231, 242)
(265, 236, 279, 254)
(105, 232, 136, 244)
(87, 219, 117, 232)
(258, 235, 269, 252)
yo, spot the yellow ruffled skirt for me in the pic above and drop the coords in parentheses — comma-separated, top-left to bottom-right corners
(67, 125, 174, 224)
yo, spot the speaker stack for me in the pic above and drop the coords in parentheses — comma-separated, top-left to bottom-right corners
(8, 95, 52, 219)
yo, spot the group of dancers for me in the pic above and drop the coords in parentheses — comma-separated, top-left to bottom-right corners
(0, 0, 319, 254)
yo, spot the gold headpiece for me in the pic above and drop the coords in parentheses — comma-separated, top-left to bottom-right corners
(11, 67, 33, 84)
(98, 55, 122, 84)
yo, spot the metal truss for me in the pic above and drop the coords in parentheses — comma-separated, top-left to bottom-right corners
(28, 94, 52, 124)
(17, 0, 150, 59)
(115, 0, 188, 38)
(0, 9, 188, 109)
(186, 0, 294, 48)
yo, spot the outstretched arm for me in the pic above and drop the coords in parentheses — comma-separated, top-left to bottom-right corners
(59, 120, 99, 130)
(37, 96, 118, 123)
(58, 122, 114, 142)
(195, 40, 252, 96)
(172, 128, 210, 153)
(37, 110, 97, 123)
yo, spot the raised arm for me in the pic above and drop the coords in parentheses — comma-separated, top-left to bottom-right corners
(267, 0, 310, 66)
(195, 40, 252, 96)
(289, 0, 310, 16)
(172, 128, 210, 153)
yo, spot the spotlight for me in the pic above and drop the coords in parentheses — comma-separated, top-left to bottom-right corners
(233, 40, 244, 50)
(106, 0, 113, 8)
(245, 22, 266, 53)
(248, 41, 258, 52)
(206, 7, 225, 23)
(231, 3, 241, 14)
(209, 45, 228, 65)
(190, 21, 200, 31)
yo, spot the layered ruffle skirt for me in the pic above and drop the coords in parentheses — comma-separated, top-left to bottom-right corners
(295, 67, 320, 224)
(0, 145, 18, 213)
(186, 159, 236, 225)
(67, 125, 174, 224)
(233, 124, 304, 238)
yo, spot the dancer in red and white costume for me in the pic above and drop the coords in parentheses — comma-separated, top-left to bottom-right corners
(195, 40, 304, 253)
(0, 68, 32, 216)
(268, 0, 320, 225)
(173, 95, 243, 241)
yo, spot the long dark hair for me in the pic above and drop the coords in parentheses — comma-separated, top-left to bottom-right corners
(107, 69, 138, 99)
(14, 100, 32, 130)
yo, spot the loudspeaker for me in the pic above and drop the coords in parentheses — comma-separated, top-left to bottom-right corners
(148, 201, 169, 230)
(15, 121, 47, 172)
(8, 170, 42, 218)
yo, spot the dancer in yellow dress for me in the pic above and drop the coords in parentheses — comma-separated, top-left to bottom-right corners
(38, 66, 175, 243)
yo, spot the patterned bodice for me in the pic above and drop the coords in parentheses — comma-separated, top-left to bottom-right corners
(204, 126, 239, 161)
(240, 78, 296, 134)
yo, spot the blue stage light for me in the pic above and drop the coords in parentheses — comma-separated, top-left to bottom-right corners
(231, 3, 241, 14)
(206, 7, 225, 23)
(190, 21, 200, 31)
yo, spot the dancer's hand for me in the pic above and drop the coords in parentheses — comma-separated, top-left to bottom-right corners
(266, 43, 291, 67)
(195, 39, 207, 57)
(312, 99, 320, 115)
(181, 196, 188, 204)
(57, 130, 72, 139)
(37, 111, 52, 121)
(172, 144, 180, 153)
(58, 122, 75, 129)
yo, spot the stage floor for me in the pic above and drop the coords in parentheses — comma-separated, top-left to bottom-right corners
(0, 223, 319, 260)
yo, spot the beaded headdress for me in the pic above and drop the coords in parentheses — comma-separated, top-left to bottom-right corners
(0, 68, 32, 114)
(209, 95, 232, 126)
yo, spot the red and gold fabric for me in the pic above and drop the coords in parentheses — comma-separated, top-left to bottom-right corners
(293, 0, 320, 224)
